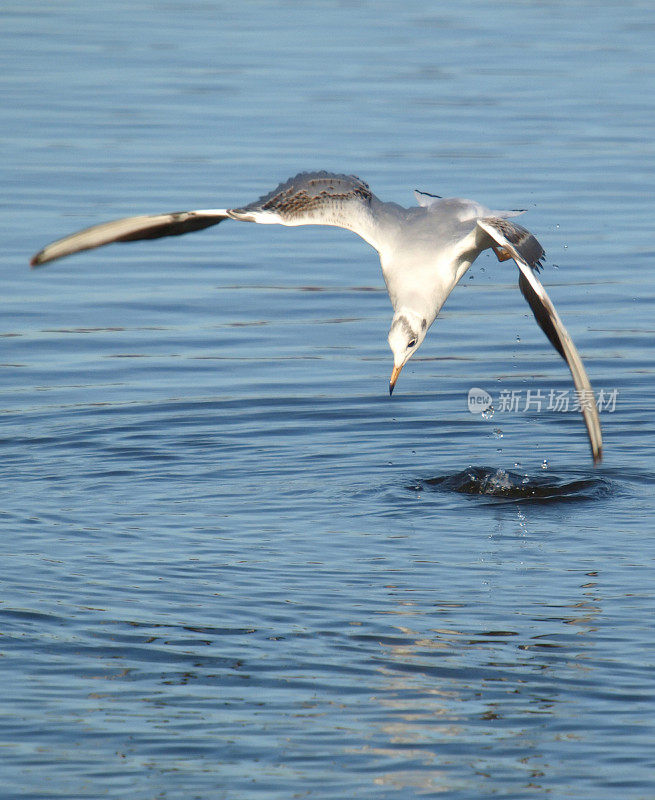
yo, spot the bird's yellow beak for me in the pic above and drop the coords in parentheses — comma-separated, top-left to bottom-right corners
(389, 364, 403, 396)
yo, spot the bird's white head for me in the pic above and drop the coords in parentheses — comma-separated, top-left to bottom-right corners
(387, 308, 428, 395)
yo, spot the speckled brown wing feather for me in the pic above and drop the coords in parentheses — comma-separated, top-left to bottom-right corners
(225, 171, 384, 252)
(240, 171, 373, 221)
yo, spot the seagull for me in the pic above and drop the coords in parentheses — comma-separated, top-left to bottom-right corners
(30, 170, 602, 464)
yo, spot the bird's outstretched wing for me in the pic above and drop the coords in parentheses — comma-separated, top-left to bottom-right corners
(30, 172, 382, 267)
(477, 217, 603, 465)
(30, 211, 230, 267)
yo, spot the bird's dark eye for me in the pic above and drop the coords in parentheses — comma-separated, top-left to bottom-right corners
(408, 338, 417, 348)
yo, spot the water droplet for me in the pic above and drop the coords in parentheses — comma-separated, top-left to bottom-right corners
(492, 428, 503, 439)
(516, 334, 521, 342)
(541, 459, 549, 470)
(481, 404, 495, 420)
(517, 507, 528, 534)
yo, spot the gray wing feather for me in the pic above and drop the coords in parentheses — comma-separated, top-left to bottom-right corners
(477, 217, 603, 465)
(30, 210, 228, 267)
(30, 172, 382, 267)
(481, 217, 545, 271)
(479, 218, 561, 354)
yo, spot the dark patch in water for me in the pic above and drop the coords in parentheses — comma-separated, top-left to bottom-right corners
(410, 466, 614, 503)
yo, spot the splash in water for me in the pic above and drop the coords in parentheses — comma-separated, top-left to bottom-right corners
(411, 466, 613, 502)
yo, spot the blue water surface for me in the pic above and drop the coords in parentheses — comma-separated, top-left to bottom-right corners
(2, 2, 655, 798)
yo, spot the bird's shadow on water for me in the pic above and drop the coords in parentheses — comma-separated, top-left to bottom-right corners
(407, 465, 616, 505)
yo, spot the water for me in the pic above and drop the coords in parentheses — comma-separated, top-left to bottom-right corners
(2, 2, 655, 798)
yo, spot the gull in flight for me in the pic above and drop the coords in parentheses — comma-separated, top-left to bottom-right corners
(30, 170, 602, 464)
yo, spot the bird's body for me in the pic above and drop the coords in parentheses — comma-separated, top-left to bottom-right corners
(30, 170, 602, 464)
